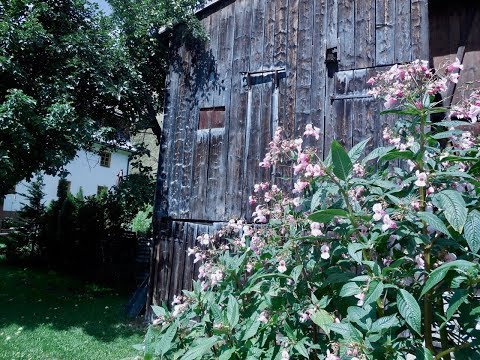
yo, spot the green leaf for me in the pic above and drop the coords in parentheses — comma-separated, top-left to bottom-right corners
(433, 190, 467, 233)
(180, 336, 221, 360)
(362, 146, 395, 164)
(446, 289, 468, 321)
(290, 265, 303, 283)
(151, 305, 166, 317)
(311, 309, 334, 335)
(431, 130, 464, 139)
(242, 316, 261, 341)
(308, 208, 349, 223)
(219, 348, 236, 360)
(435, 120, 472, 128)
(464, 210, 480, 253)
(417, 212, 451, 237)
(397, 289, 421, 335)
(329, 323, 362, 341)
(227, 295, 240, 328)
(421, 260, 475, 297)
(348, 243, 365, 264)
(379, 150, 415, 161)
(370, 315, 398, 333)
(156, 323, 177, 356)
(331, 140, 353, 180)
(293, 338, 310, 358)
(340, 282, 362, 297)
(310, 189, 323, 212)
(363, 281, 384, 305)
(416, 347, 434, 360)
(348, 137, 371, 163)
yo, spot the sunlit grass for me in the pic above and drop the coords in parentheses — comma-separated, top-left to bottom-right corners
(0, 265, 145, 360)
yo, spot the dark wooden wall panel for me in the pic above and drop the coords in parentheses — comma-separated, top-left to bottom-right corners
(225, 0, 251, 220)
(395, 0, 412, 63)
(375, 0, 395, 66)
(338, 0, 355, 70)
(354, 0, 375, 68)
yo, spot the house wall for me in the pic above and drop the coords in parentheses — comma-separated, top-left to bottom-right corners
(2, 148, 130, 212)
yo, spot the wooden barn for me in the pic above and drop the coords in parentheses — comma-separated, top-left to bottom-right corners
(147, 0, 480, 311)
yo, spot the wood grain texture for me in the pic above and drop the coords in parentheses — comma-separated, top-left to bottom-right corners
(375, 0, 395, 66)
(338, 0, 355, 70)
(395, 0, 412, 63)
(411, 0, 429, 60)
(355, 0, 375, 68)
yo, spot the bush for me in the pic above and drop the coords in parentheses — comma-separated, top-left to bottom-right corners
(145, 59, 480, 359)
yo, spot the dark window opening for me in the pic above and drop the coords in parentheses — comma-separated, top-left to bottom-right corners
(199, 107, 225, 130)
(100, 151, 112, 168)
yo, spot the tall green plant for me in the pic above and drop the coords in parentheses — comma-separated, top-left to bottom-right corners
(141, 60, 480, 359)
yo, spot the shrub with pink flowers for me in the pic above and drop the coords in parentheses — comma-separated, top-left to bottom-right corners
(140, 60, 480, 359)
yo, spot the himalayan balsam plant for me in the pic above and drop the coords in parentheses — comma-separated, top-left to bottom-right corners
(140, 60, 480, 359)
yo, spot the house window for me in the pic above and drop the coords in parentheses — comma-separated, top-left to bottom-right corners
(199, 107, 225, 129)
(100, 151, 112, 168)
(97, 186, 108, 196)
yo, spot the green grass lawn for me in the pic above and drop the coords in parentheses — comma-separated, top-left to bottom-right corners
(0, 264, 145, 360)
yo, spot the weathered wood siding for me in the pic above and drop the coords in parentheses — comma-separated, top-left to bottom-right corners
(157, 0, 429, 224)
(149, 0, 480, 308)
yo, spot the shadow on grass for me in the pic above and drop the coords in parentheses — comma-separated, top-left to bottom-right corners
(0, 264, 145, 343)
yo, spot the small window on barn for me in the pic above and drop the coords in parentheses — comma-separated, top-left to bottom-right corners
(199, 107, 225, 130)
(97, 186, 108, 196)
(100, 151, 112, 168)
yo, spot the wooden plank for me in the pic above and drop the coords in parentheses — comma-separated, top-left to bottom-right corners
(206, 128, 227, 220)
(326, 0, 338, 49)
(338, 0, 355, 70)
(225, 0, 251, 219)
(284, 0, 299, 138)
(181, 222, 196, 291)
(395, 0, 412, 63)
(411, 0, 429, 60)
(274, 0, 288, 130)
(168, 222, 184, 303)
(190, 130, 210, 219)
(310, 0, 327, 159)
(375, 0, 395, 66)
(169, 45, 189, 218)
(355, 0, 375, 68)
(242, 0, 265, 218)
(295, 0, 313, 136)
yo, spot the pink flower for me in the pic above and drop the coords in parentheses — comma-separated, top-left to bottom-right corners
(444, 252, 457, 263)
(321, 244, 330, 259)
(381, 214, 397, 231)
(293, 179, 309, 193)
(310, 222, 323, 237)
(326, 350, 340, 360)
(281, 349, 290, 360)
(447, 58, 463, 73)
(353, 163, 365, 177)
(415, 170, 427, 187)
(415, 254, 425, 269)
(384, 95, 397, 109)
(355, 292, 365, 306)
(372, 203, 385, 221)
(277, 260, 287, 273)
(304, 124, 321, 140)
(248, 195, 257, 205)
(258, 311, 269, 323)
(187, 247, 196, 256)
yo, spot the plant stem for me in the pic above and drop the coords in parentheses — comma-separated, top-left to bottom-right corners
(437, 297, 451, 360)
(433, 341, 473, 360)
(418, 112, 435, 353)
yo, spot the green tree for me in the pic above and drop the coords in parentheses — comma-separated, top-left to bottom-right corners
(0, 0, 160, 196)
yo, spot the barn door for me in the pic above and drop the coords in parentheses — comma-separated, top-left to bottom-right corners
(324, 68, 384, 154)
(190, 107, 227, 222)
(429, 1, 480, 106)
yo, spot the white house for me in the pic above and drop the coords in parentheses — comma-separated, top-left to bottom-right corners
(1, 145, 131, 214)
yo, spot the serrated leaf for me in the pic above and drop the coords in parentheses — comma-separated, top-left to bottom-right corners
(362, 146, 395, 164)
(310, 189, 323, 212)
(180, 336, 220, 360)
(370, 315, 398, 332)
(417, 212, 451, 237)
(242, 317, 261, 341)
(227, 295, 240, 328)
(151, 305, 166, 317)
(363, 281, 384, 305)
(293, 339, 309, 358)
(435, 120, 472, 128)
(465, 210, 480, 253)
(311, 309, 334, 335)
(219, 348, 236, 360)
(421, 260, 475, 297)
(329, 323, 362, 341)
(431, 130, 463, 139)
(331, 140, 353, 180)
(308, 208, 348, 223)
(340, 282, 362, 297)
(397, 289, 421, 335)
(348, 137, 371, 163)
(379, 150, 415, 161)
(348, 243, 365, 263)
(416, 347, 434, 360)
(446, 289, 468, 321)
(433, 190, 467, 233)
(156, 323, 177, 356)
(290, 265, 303, 283)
